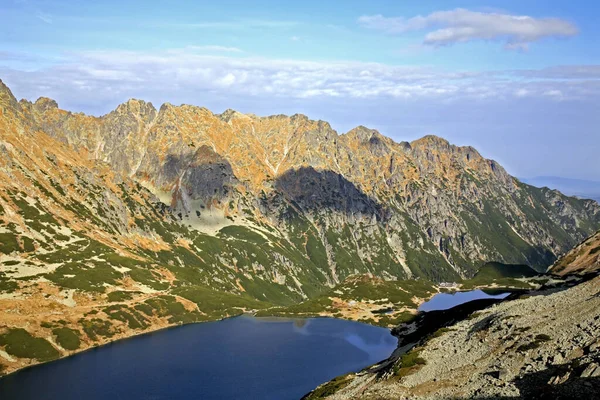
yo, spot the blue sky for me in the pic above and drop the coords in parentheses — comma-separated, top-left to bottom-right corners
(1, 0, 599, 180)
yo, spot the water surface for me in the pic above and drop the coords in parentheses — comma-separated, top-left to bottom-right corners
(0, 316, 396, 400)
(419, 289, 510, 312)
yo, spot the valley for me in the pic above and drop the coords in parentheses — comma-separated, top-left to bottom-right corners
(0, 77, 599, 395)
(305, 233, 600, 399)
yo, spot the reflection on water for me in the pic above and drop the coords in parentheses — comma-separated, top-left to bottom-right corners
(343, 332, 397, 362)
(0, 315, 396, 400)
(293, 319, 308, 329)
(289, 318, 397, 362)
(419, 289, 510, 312)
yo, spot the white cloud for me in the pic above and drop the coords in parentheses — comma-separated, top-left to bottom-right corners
(358, 8, 578, 49)
(1, 48, 598, 116)
(180, 45, 243, 53)
(151, 19, 298, 30)
(517, 65, 600, 79)
(36, 12, 52, 24)
(515, 88, 529, 97)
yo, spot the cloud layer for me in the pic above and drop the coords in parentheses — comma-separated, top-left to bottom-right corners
(2, 47, 598, 111)
(358, 8, 578, 50)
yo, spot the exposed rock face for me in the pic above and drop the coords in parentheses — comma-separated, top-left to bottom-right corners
(16, 83, 599, 283)
(317, 275, 600, 400)
(308, 228, 600, 400)
(0, 78, 599, 376)
(551, 230, 600, 275)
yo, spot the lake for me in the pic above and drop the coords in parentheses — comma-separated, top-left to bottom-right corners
(418, 289, 510, 312)
(0, 316, 397, 400)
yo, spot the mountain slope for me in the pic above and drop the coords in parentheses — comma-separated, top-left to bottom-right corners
(310, 274, 600, 399)
(0, 78, 599, 375)
(19, 83, 600, 282)
(523, 176, 600, 202)
(307, 232, 600, 399)
(550, 230, 600, 275)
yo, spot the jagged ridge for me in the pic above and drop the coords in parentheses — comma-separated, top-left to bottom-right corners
(0, 78, 599, 376)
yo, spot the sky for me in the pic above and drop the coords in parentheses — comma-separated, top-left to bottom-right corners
(1, 0, 599, 180)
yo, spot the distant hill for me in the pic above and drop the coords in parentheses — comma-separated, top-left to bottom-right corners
(522, 176, 600, 202)
(474, 262, 539, 280)
(460, 262, 540, 288)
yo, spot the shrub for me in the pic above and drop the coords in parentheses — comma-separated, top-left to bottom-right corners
(52, 327, 81, 350)
(0, 328, 59, 362)
(394, 349, 427, 377)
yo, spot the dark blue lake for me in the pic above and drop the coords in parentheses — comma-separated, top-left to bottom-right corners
(418, 289, 510, 312)
(0, 316, 396, 400)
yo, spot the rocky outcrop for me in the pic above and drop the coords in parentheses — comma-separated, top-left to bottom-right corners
(550, 230, 600, 275)
(311, 274, 600, 399)
(309, 229, 600, 399)
(14, 82, 600, 282)
(0, 78, 599, 378)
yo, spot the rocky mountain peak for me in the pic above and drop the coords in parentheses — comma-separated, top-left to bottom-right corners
(0, 78, 20, 112)
(290, 113, 310, 123)
(113, 99, 157, 124)
(3, 78, 598, 285)
(33, 97, 59, 113)
(345, 125, 377, 142)
(219, 108, 252, 122)
(410, 134, 451, 150)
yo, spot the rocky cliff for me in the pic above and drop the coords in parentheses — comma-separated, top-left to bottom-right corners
(16, 81, 600, 284)
(0, 78, 599, 375)
(306, 229, 600, 399)
(550, 229, 600, 275)
(308, 273, 600, 399)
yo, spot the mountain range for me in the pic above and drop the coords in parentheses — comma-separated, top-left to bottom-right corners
(0, 78, 599, 375)
(522, 176, 600, 203)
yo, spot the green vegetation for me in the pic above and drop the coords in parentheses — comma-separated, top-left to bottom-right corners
(305, 374, 352, 399)
(173, 286, 269, 317)
(258, 276, 432, 327)
(376, 312, 416, 327)
(0, 274, 18, 293)
(103, 304, 149, 329)
(21, 236, 36, 252)
(517, 334, 552, 352)
(256, 295, 332, 318)
(430, 327, 455, 339)
(134, 303, 154, 317)
(48, 261, 123, 292)
(474, 262, 538, 280)
(80, 318, 114, 341)
(394, 212, 462, 281)
(461, 262, 539, 289)
(0, 232, 21, 254)
(107, 291, 141, 302)
(0, 328, 59, 362)
(394, 349, 427, 377)
(143, 295, 206, 324)
(52, 327, 81, 350)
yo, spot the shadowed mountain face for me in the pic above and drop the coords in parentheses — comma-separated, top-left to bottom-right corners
(4, 78, 599, 284)
(158, 146, 237, 212)
(275, 167, 383, 219)
(0, 78, 599, 376)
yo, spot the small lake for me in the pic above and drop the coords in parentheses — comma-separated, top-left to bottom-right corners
(418, 289, 510, 312)
(0, 316, 396, 400)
